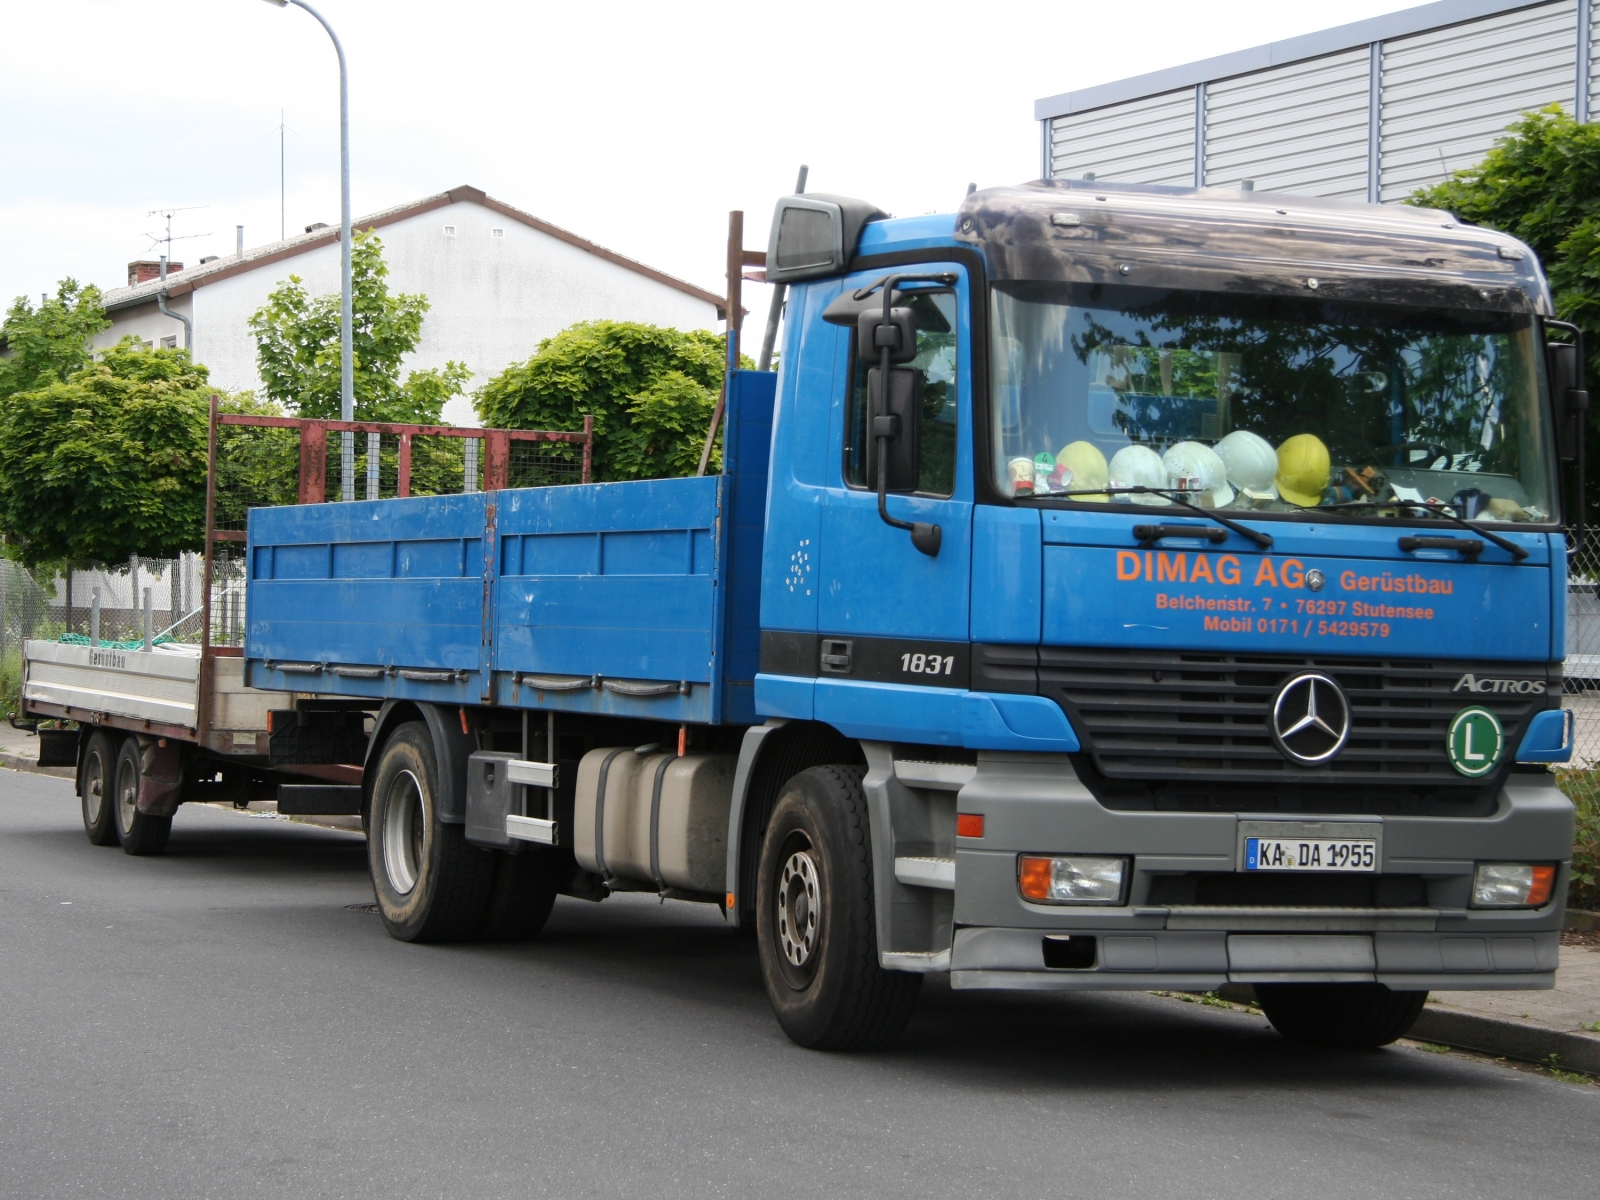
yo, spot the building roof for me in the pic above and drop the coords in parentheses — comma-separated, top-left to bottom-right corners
(101, 185, 727, 316)
(1034, 0, 1554, 120)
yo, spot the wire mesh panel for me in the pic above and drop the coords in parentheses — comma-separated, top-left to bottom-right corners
(1565, 530, 1600, 766)
(509, 438, 585, 489)
(213, 422, 302, 534)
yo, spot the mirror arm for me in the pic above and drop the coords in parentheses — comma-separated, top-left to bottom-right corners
(866, 273, 941, 557)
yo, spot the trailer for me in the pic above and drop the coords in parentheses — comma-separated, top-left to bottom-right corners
(24, 407, 591, 854)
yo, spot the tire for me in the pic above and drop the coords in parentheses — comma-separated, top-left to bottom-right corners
(79, 730, 120, 846)
(114, 737, 171, 857)
(1256, 983, 1428, 1049)
(476, 846, 560, 943)
(755, 764, 921, 1050)
(367, 722, 494, 943)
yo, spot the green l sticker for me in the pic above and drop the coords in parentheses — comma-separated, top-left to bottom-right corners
(1447, 707, 1504, 777)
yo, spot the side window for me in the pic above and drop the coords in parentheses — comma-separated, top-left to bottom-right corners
(843, 289, 959, 497)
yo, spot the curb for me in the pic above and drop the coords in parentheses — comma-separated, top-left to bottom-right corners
(1410, 1006, 1600, 1073)
(1219, 982, 1600, 1073)
(0, 751, 74, 780)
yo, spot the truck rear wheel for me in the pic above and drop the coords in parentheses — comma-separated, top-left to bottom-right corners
(80, 730, 119, 846)
(756, 765, 921, 1050)
(477, 847, 560, 942)
(1256, 983, 1428, 1049)
(368, 721, 494, 943)
(114, 738, 171, 857)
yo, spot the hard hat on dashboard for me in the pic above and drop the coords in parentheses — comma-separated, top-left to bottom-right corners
(1057, 440, 1108, 501)
(1108, 444, 1169, 505)
(1162, 441, 1233, 508)
(1276, 433, 1331, 507)
(1214, 430, 1278, 496)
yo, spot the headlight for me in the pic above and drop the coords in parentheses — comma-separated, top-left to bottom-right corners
(1471, 863, 1557, 909)
(1018, 855, 1128, 905)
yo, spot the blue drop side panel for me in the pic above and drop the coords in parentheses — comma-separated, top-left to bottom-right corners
(248, 493, 488, 683)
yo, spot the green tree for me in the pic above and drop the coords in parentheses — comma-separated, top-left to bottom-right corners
(249, 230, 470, 423)
(0, 280, 109, 401)
(0, 340, 211, 565)
(1410, 105, 1600, 516)
(475, 320, 735, 480)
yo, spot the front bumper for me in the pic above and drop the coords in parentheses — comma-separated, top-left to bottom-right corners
(884, 751, 1574, 992)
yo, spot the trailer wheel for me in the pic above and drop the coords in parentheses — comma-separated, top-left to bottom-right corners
(1256, 983, 1428, 1049)
(477, 847, 559, 942)
(368, 721, 493, 943)
(79, 730, 119, 846)
(114, 738, 171, 857)
(756, 765, 921, 1050)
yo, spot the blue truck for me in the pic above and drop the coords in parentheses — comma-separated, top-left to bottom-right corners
(234, 180, 1583, 1051)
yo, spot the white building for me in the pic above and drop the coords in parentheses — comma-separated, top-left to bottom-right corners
(1034, 0, 1598, 203)
(96, 185, 726, 425)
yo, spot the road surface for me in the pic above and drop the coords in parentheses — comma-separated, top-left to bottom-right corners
(0, 768, 1593, 1199)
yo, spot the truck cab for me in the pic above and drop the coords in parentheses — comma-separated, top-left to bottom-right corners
(745, 180, 1577, 1044)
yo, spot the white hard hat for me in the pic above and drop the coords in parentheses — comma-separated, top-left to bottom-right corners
(1214, 430, 1278, 495)
(1162, 441, 1234, 508)
(1108, 444, 1169, 505)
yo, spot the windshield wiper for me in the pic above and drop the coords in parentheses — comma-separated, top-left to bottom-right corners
(1314, 498, 1530, 562)
(1050, 487, 1274, 548)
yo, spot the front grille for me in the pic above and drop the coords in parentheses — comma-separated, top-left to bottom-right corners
(1146, 872, 1428, 908)
(1032, 648, 1557, 815)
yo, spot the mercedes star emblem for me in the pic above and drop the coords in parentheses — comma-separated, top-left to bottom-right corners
(1305, 568, 1325, 591)
(1270, 672, 1350, 764)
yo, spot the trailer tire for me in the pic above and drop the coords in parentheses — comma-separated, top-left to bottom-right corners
(1256, 983, 1428, 1049)
(113, 738, 171, 857)
(80, 730, 120, 846)
(756, 764, 921, 1050)
(368, 721, 494, 943)
(476, 847, 559, 943)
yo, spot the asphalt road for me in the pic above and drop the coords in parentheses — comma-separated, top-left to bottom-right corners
(1, 768, 1595, 1200)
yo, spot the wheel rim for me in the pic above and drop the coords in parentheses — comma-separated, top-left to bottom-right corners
(84, 750, 107, 825)
(777, 846, 820, 970)
(115, 754, 139, 836)
(381, 769, 425, 896)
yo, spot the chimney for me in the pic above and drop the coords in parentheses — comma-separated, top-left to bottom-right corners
(128, 260, 183, 287)
(237, 225, 245, 257)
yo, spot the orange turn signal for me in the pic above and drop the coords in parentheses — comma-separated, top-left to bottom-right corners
(956, 813, 985, 839)
(1018, 855, 1053, 901)
(1528, 864, 1557, 907)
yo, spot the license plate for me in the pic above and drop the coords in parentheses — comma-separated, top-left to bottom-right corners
(1244, 837, 1377, 872)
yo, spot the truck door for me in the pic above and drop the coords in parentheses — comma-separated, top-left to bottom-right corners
(814, 265, 973, 685)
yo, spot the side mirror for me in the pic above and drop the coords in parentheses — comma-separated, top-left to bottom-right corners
(856, 307, 918, 364)
(1548, 342, 1588, 462)
(865, 367, 921, 492)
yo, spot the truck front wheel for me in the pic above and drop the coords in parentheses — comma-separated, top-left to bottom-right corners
(114, 737, 171, 857)
(1256, 983, 1427, 1049)
(368, 721, 493, 943)
(756, 765, 921, 1050)
(80, 730, 119, 846)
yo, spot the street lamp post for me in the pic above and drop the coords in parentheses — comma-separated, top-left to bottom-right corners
(261, 0, 355, 500)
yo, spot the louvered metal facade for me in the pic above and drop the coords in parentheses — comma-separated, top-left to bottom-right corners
(1036, 0, 1597, 204)
(1049, 90, 1197, 188)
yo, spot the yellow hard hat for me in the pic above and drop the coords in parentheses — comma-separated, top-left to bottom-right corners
(1057, 441, 1108, 501)
(1275, 434, 1331, 507)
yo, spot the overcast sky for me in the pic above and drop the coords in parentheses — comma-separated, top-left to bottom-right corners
(3, 0, 1414, 363)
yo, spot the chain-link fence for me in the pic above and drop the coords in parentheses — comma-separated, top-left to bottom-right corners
(1565, 530, 1600, 766)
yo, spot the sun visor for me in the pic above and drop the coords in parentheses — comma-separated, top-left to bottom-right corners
(954, 180, 1551, 315)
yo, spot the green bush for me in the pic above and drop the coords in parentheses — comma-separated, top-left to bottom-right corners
(1554, 767, 1600, 910)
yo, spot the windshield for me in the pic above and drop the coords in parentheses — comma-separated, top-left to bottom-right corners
(990, 283, 1556, 524)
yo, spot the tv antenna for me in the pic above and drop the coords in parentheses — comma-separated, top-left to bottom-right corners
(144, 206, 211, 262)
